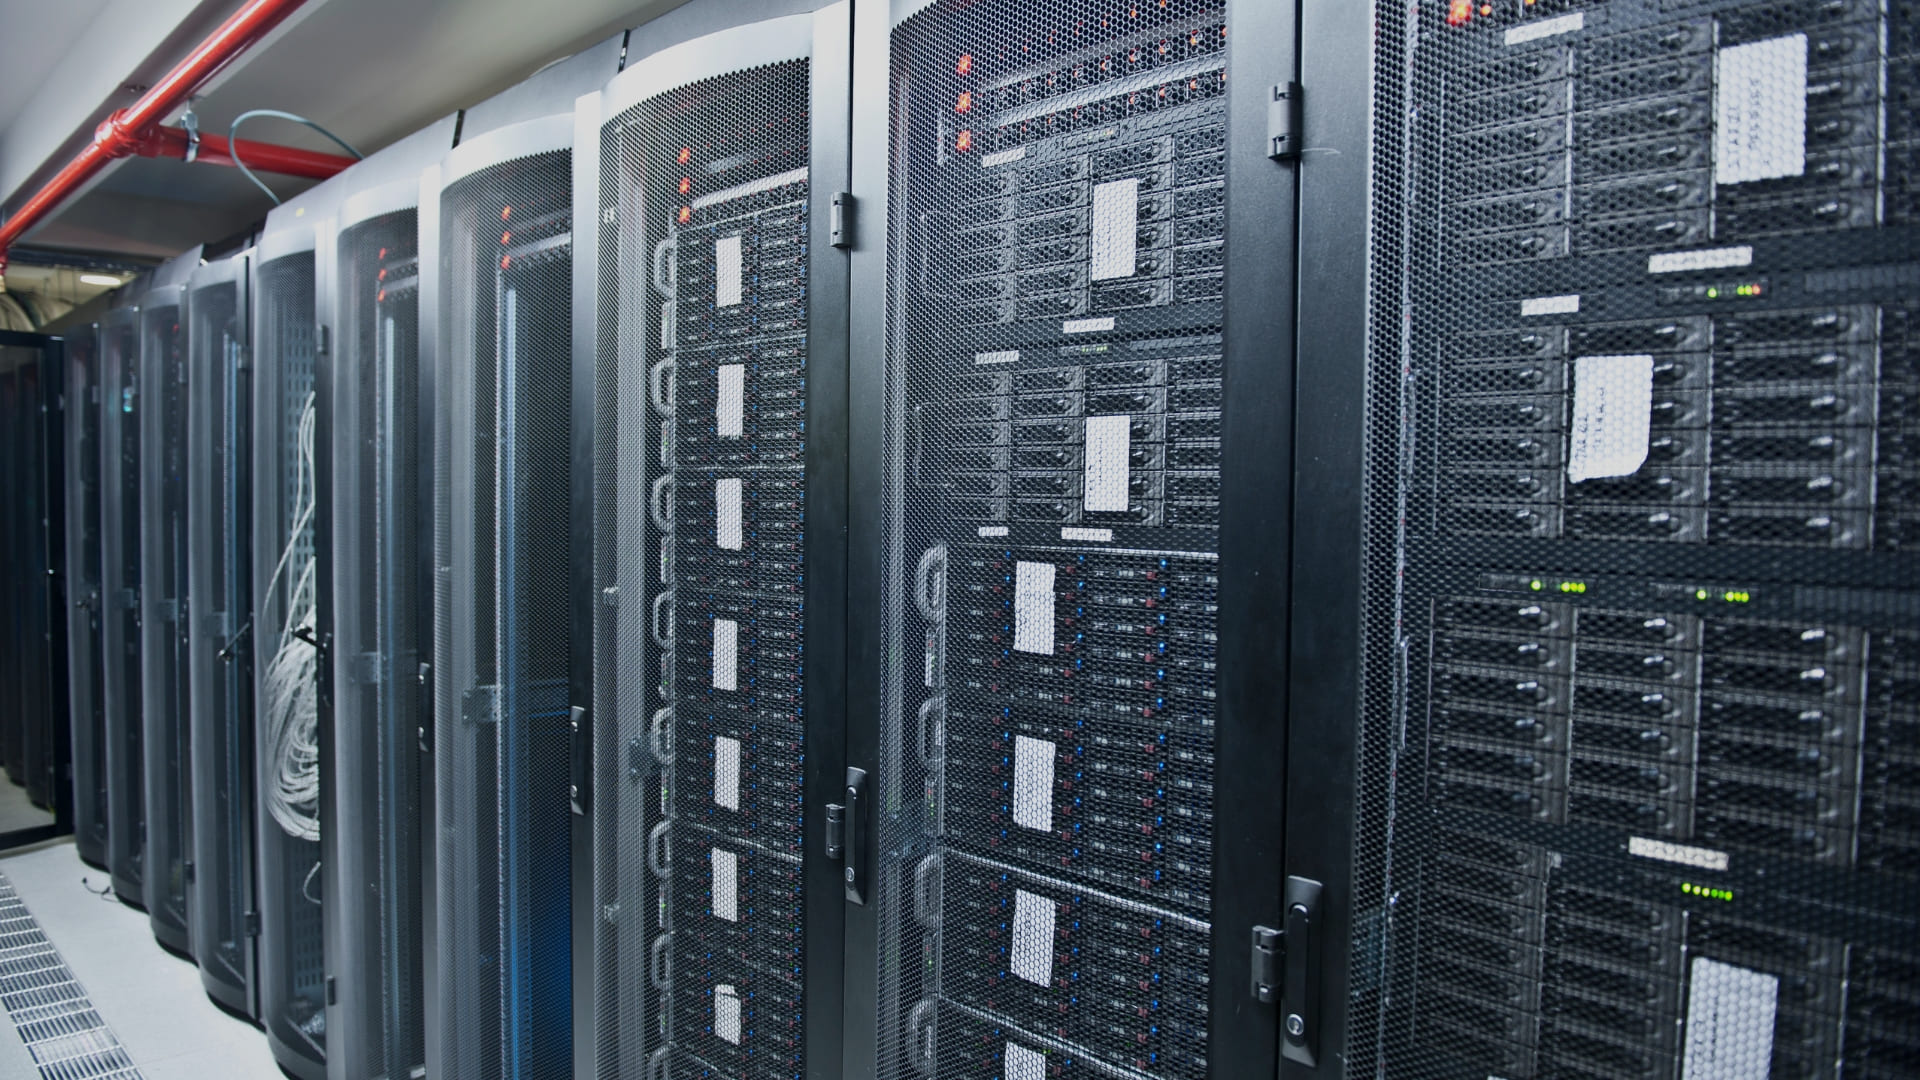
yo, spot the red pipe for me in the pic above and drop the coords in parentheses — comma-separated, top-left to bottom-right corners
(135, 125, 358, 180)
(0, 0, 316, 274)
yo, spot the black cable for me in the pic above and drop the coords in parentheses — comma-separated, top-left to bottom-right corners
(228, 108, 365, 205)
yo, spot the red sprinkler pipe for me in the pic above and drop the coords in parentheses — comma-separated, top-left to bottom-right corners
(134, 124, 357, 180)
(0, 0, 315, 274)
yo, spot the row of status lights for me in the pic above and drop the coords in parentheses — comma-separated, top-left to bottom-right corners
(1447, 0, 1581, 27)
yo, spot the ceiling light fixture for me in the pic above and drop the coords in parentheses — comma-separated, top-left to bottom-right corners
(79, 273, 124, 287)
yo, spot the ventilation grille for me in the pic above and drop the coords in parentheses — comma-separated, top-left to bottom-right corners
(0, 873, 143, 1079)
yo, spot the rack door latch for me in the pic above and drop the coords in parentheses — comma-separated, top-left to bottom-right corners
(1269, 81, 1304, 161)
(825, 767, 869, 905)
(830, 192, 855, 249)
(1252, 875, 1323, 1066)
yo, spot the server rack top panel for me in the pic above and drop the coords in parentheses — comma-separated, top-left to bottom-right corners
(871, 3, 1235, 1079)
(137, 247, 199, 956)
(459, 34, 626, 143)
(64, 323, 109, 870)
(588, 8, 848, 1078)
(185, 250, 256, 1016)
(429, 110, 577, 1080)
(1337, 2, 1920, 1078)
(97, 303, 147, 905)
(322, 111, 454, 1080)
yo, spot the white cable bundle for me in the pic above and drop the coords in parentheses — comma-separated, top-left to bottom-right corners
(261, 391, 320, 842)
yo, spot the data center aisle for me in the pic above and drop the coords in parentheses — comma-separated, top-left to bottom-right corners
(0, 840, 281, 1079)
(0, 770, 53, 835)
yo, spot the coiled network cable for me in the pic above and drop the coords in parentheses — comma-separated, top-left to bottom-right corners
(260, 391, 320, 843)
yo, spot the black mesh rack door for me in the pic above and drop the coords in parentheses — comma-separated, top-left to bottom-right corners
(587, 9, 852, 1079)
(854, 2, 1307, 1078)
(99, 305, 147, 907)
(1293, 0, 1920, 1077)
(255, 237, 329, 1080)
(139, 285, 193, 956)
(188, 253, 257, 1017)
(432, 115, 576, 1080)
(65, 325, 109, 870)
(330, 191, 429, 1080)
(0, 330, 67, 830)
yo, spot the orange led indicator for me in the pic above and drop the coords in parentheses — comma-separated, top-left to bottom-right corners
(499, 255, 511, 270)
(1447, 0, 1473, 24)
(500, 205, 512, 221)
(377, 247, 388, 259)
(1480, 3, 1495, 15)
(677, 147, 692, 165)
(500, 230, 512, 245)
(377, 268, 387, 281)
(677, 206, 692, 225)
(955, 129, 974, 152)
(679, 176, 692, 195)
(376, 290, 386, 303)
(956, 90, 973, 114)
(956, 53, 974, 76)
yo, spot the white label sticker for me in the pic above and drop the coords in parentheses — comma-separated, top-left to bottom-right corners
(1064, 317, 1116, 334)
(1683, 958, 1778, 1080)
(981, 146, 1028, 168)
(977, 525, 1010, 537)
(975, 350, 1020, 365)
(711, 848, 739, 922)
(717, 364, 746, 439)
(1716, 34, 1807, 185)
(1085, 414, 1132, 512)
(1649, 246, 1753, 274)
(1521, 293, 1581, 317)
(1011, 889, 1056, 986)
(716, 478, 744, 551)
(1090, 178, 1141, 281)
(1012, 735, 1056, 833)
(1569, 355, 1654, 483)
(715, 234, 744, 308)
(715, 984, 743, 1044)
(1505, 11, 1583, 44)
(1014, 561, 1057, 655)
(714, 735, 741, 811)
(713, 619, 739, 691)
(1005, 1043, 1047, 1080)
(1629, 836, 1731, 871)
(1061, 527, 1113, 542)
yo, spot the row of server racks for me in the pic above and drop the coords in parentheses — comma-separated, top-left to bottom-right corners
(50, 0, 1920, 1078)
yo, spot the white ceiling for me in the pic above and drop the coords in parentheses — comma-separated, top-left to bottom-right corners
(4, 0, 689, 259)
(0, 0, 115, 135)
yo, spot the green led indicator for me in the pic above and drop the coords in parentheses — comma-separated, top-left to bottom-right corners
(1723, 590, 1752, 603)
(1682, 882, 1734, 902)
(1706, 287, 1719, 298)
(1529, 579, 1543, 591)
(1557, 580, 1587, 594)
(1695, 589, 1709, 600)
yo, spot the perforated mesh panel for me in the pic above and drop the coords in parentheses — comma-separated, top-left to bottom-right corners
(138, 296, 191, 944)
(64, 328, 109, 868)
(593, 55, 814, 1080)
(434, 145, 574, 1080)
(5, 343, 60, 812)
(254, 253, 327, 1071)
(874, 4, 1226, 1078)
(333, 208, 427, 1080)
(187, 274, 253, 1001)
(1348, 2, 1920, 1077)
(98, 310, 146, 898)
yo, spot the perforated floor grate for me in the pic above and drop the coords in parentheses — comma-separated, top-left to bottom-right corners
(0, 872, 142, 1079)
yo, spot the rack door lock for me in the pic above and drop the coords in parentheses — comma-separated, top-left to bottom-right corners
(1252, 876, 1323, 1067)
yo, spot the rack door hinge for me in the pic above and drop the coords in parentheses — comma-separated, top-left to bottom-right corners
(1252, 876, 1324, 1066)
(314, 323, 330, 355)
(1269, 81, 1304, 161)
(244, 910, 261, 938)
(830, 192, 855, 249)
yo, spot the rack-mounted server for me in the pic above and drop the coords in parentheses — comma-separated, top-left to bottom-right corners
(322, 113, 456, 1080)
(98, 301, 146, 906)
(139, 253, 196, 956)
(1293, 0, 1920, 1077)
(255, 194, 335, 1080)
(580, 5, 850, 1079)
(426, 37, 621, 1080)
(65, 324, 108, 869)
(187, 250, 257, 1017)
(0, 328, 66, 824)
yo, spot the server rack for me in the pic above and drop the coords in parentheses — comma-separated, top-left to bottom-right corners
(186, 250, 257, 1015)
(256, 193, 337, 1080)
(0, 329, 68, 826)
(844, 2, 1301, 1078)
(322, 113, 458, 1080)
(65, 323, 109, 869)
(100, 300, 150, 904)
(425, 37, 622, 1080)
(579, 4, 852, 1078)
(1291, 1, 1920, 1078)
(139, 248, 199, 956)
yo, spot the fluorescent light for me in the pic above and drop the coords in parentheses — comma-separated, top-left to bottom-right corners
(79, 273, 123, 287)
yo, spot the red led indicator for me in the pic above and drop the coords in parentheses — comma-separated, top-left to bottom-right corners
(1447, 0, 1473, 24)
(376, 290, 386, 303)
(500, 205, 512, 221)
(500, 230, 512, 245)
(679, 176, 692, 195)
(377, 268, 387, 281)
(499, 255, 512, 270)
(956, 90, 973, 114)
(677, 206, 692, 225)
(956, 53, 973, 76)
(377, 247, 388, 259)
(955, 129, 974, 152)
(677, 147, 692, 165)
